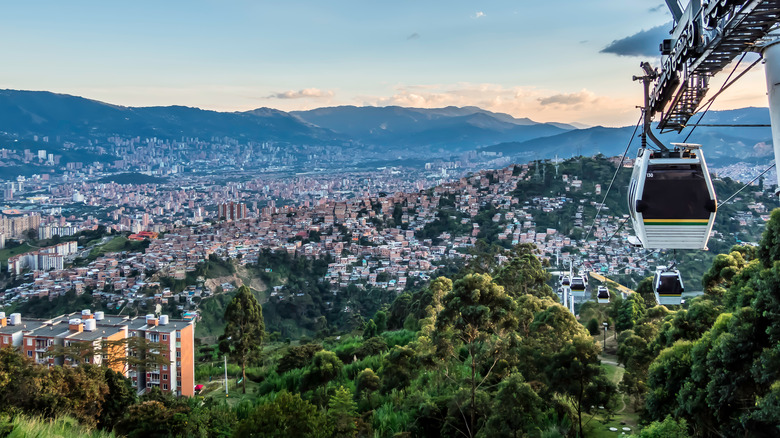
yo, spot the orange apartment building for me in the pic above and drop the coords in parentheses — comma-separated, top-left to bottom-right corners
(0, 310, 195, 397)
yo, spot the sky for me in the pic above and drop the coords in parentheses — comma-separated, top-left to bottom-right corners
(0, 0, 770, 127)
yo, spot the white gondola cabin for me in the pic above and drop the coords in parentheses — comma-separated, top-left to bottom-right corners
(653, 266, 684, 306)
(561, 276, 571, 287)
(628, 144, 717, 249)
(597, 286, 610, 304)
(570, 276, 586, 298)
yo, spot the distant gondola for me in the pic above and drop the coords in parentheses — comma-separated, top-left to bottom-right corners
(627, 144, 717, 249)
(597, 286, 610, 304)
(653, 266, 684, 306)
(570, 276, 586, 298)
(561, 276, 571, 286)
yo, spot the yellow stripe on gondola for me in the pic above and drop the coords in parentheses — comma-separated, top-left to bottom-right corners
(644, 219, 709, 225)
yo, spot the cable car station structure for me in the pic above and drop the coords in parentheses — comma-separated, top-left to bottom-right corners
(627, 0, 780, 305)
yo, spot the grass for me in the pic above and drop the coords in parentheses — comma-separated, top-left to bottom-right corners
(601, 362, 625, 385)
(199, 377, 262, 407)
(88, 236, 129, 259)
(0, 414, 117, 438)
(581, 360, 641, 438)
(0, 243, 33, 267)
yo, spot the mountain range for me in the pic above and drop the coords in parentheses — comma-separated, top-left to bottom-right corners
(0, 89, 772, 167)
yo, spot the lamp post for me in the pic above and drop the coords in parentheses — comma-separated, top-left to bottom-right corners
(603, 322, 609, 349)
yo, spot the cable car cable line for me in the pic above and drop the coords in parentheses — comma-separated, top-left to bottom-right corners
(719, 163, 777, 207)
(683, 53, 762, 142)
(583, 114, 643, 243)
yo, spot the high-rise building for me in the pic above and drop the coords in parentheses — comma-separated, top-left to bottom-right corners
(0, 310, 196, 397)
(218, 202, 248, 221)
(0, 211, 41, 240)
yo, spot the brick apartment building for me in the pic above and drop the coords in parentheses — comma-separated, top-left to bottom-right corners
(0, 310, 195, 397)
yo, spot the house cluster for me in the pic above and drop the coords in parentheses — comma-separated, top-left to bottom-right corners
(0, 310, 195, 396)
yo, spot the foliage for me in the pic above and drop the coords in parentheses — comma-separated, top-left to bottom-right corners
(219, 285, 265, 394)
(0, 414, 117, 438)
(302, 351, 344, 392)
(234, 391, 329, 438)
(327, 386, 359, 437)
(276, 343, 323, 374)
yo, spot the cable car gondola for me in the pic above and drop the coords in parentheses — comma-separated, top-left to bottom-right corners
(561, 275, 571, 287)
(597, 286, 610, 304)
(653, 266, 684, 306)
(627, 143, 717, 249)
(570, 276, 586, 298)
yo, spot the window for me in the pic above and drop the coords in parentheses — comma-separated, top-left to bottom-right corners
(163, 365, 168, 371)
(177, 361, 181, 367)
(162, 334, 168, 341)
(163, 374, 168, 380)
(163, 384, 168, 390)
(146, 383, 151, 388)
(27, 351, 32, 357)
(176, 331, 181, 339)
(3, 336, 9, 344)
(176, 351, 181, 358)
(27, 338, 32, 346)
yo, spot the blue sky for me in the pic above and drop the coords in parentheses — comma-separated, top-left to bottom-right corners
(0, 1, 768, 126)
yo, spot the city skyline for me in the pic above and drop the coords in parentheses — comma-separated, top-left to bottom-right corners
(0, 1, 770, 127)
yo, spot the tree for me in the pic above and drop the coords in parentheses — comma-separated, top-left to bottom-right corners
(380, 345, 416, 394)
(234, 391, 330, 438)
(219, 285, 265, 394)
(616, 293, 646, 332)
(355, 368, 380, 409)
(493, 244, 554, 299)
(277, 344, 323, 374)
(636, 416, 689, 438)
(435, 273, 519, 438)
(98, 368, 137, 430)
(362, 319, 377, 339)
(634, 277, 656, 306)
(302, 350, 343, 391)
(328, 385, 359, 437)
(586, 317, 601, 335)
(477, 373, 546, 438)
(545, 334, 615, 438)
(759, 208, 780, 267)
(373, 310, 388, 333)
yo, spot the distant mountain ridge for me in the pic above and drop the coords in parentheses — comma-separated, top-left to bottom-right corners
(0, 90, 578, 152)
(481, 107, 773, 167)
(291, 105, 575, 150)
(0, 89, 772, 167)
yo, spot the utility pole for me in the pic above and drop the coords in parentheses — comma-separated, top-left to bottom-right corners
(224, 355, 228, 397)
(603, 322, 609, 349)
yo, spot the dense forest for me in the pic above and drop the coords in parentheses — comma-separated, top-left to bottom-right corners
(4, 209, 780, 436)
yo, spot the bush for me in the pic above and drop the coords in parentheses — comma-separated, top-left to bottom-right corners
(587, 318, 601, 336)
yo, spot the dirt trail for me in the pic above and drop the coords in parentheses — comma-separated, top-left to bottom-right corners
(203, 266, 267, 296)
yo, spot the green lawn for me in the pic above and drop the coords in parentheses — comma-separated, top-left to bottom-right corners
(88, 236, 128, 259)
(582, 361, 640, 437)
(199, 377, 261, 407)
(0, 243, 33, 267)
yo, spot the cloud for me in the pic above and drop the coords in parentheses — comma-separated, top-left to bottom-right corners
(649, 4, 666, 13)
(407, 32, 420, 40)
(538, 90, 597, 108)
(473, 11, 485, 19)
(357, 83, 637, 126)
(601, 22, 671, 57)
(266, 88, 334, 99)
